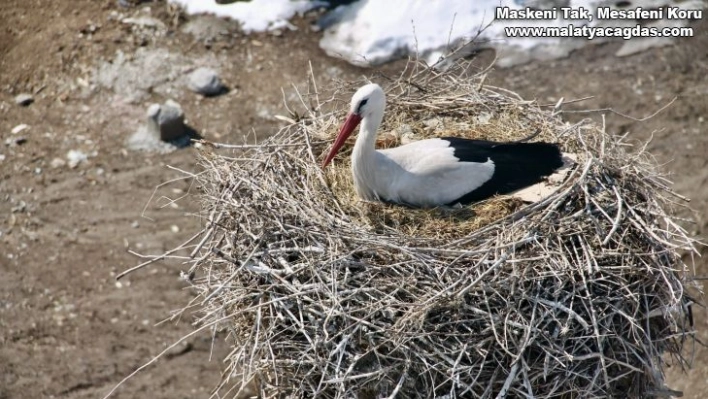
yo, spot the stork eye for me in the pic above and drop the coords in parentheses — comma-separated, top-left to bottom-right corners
(357, 99, 368, 113)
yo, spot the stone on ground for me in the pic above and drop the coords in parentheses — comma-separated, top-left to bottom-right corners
(147, 100, 188, 142)
(187, 67, 225, 96)
(127, 100, 193, 153)
(14, 94, 34, 106)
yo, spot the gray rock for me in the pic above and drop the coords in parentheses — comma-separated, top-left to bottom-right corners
(146, 100, 188, 142)
(127, 100, 195, 153)
(187, 67, 225, 96)
(5, 137, 27, 146)
(14, 94, 34, 106)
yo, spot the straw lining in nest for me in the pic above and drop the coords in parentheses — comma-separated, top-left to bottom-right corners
(181, 61, 697, 398)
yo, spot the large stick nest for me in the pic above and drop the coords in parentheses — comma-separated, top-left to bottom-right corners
(187, 61, 698, 398)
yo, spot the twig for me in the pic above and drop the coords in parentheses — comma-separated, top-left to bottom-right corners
(495, 362, 520, 399)
(558, 97, 677, 121)
(117, 229, 204, 280)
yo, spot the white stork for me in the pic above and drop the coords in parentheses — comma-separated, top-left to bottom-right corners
(321, 83, 564, 208)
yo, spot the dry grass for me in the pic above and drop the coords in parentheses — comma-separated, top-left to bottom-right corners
(176, 60, 698, 398)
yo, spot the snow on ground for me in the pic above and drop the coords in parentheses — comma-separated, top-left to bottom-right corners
(318, 0, 704, 67)
(320, 0, 535, 66)
(171, 0, 705, 67)
(168, 0, 324, 32)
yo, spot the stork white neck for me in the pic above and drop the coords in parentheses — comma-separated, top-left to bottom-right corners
(320, 83, 390, 200)
(351, 103, 386, 200)
(351, 114, 380, 172)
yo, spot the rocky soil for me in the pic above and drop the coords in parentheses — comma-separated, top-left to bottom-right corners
(0, 1, 706, 398)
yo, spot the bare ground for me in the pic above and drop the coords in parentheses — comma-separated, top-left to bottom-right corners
(0, 1, 706, 398)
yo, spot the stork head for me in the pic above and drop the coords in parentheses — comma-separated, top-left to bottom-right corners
(349, 83, 385, 118)
(322, 83, 386, 168)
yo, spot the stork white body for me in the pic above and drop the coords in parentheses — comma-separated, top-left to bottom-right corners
(322, 84, 563, 208)
(352, 133, 495, 207)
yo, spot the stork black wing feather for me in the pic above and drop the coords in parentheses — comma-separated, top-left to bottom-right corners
(440, 137, 564, 204)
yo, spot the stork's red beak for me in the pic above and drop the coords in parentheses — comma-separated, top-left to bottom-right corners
(321, 113, 362, 168)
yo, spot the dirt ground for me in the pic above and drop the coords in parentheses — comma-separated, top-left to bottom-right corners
(0, 1, 706, 398)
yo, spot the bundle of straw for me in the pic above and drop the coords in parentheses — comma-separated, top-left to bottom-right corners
(185, 61, 697, 398)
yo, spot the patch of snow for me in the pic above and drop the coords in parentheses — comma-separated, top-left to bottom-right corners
(168, 0, 325, 32)
(318, 0, 705, 67)
(319, 0, 566, 66)
(168, 0, 704, 67)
